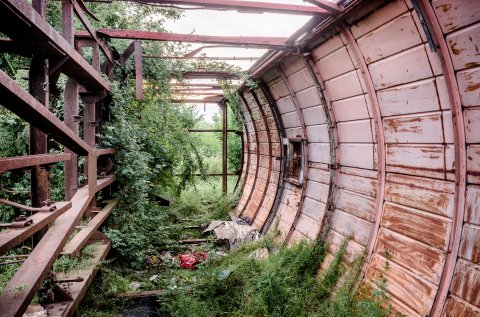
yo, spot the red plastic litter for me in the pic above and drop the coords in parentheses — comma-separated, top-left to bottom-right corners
(179, 251, 207, 270)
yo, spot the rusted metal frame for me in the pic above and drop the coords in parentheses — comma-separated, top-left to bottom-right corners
(0, 153, 71, 173)
(221, 102, 228, 193)
(182, 71, 240, 79)
(76, 29, 291, 50)
(175, 92, 224, 96)
(278, 65, 310, 244)
(171, 98, 224, 103)
(71, 0, 114, 63)
(247, 89, 273, 225)
(415, 1, 466, 315)
(231, 104, 247, 192)
(94, 148, 117, 156)
(128, 0, 331, 15)
(0, 176, 114, 316)
(238, 92, 261, 218)
(339, 23, 386, 271)
(62, 0, 80, 200)
(62, 199, 118, 257)
(0, 69, 92, 155)
(188, 129, 239, 133)
(303, 0, 343, 14)
(0, 0, 110, 91)
(76, 39, 101, 70)
(258, 80, 287, 235)
(0, 202, 72, 255)
(174, 88, 223, 92)
(302, 54, 339, 242)
(119, 41, 136, 65)
(134, 40, 143, 100)
(29, 0, 51, 216)
(249, 51, 287, 79)
(45, 240, 111, 317)
(171, 83, 222, 89)
(146, 56, 260, 61)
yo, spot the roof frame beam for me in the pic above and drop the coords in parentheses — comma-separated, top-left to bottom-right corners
(126, 0, 331, 15)
(76, 29, 291, 50)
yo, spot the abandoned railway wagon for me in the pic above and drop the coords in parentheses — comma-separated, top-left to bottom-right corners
(0, 0, 479, 316)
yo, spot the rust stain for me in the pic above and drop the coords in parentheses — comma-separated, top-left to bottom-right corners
(466, 82, 480, 92)
(465, 62, 480, 69)
(438, 3, 452, 13)
(450, 42, 464, 55)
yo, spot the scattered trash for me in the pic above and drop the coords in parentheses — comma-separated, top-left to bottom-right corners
(23, 306, 47, 317)
(149, 275, 158, 282)
(251, 247, 269, 259)
(203, 220, 259, 249)
(218, 269, 232, 280)
(129, 282, 141, 291)
(178, 251, 207, 270)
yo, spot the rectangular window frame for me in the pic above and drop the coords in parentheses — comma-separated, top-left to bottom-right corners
(283, 137, 305, 186)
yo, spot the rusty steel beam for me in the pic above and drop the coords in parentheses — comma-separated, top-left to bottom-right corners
(415, 1, 467, 315)
(0, 176, 114, 317)
(0, 69, 92, 155)
(221, 102, 228, 193)
(129, 0, 331, 15)
(134, 41, 143, 100)
(94, 148, 117, 156)
(303, 0, 343, 14)
(171, 99, 223, 104)
(120, 41, 136, 64)
(0, 153, 72, 173)
(76, 29, 290, 50)
(182, 71, 239, 79)
(72, 0, 114, 63)
(188, 129, 239, 133)
(0, 202, 72, 255)
(238, 92, 260, 216)
(340, 23, 386, 281)
(0, 0, 109, 91)
(171, 83, 222, 87)
(62, 199, 118, 257)
(175, 92, 224, 96)
(144, 55, 260, 61)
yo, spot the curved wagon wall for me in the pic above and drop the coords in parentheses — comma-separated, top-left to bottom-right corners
(235, 0, 480, 316)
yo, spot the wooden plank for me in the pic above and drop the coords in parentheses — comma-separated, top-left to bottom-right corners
(377, 78, 441, 117)
(450, 260, 480, 307)
(383, 112, 444, 144)
(366, 254, 436, 316)
(432, 0, 480, 34)
(442, 296, 480, 317)
(385, 173, 454, 217)
(324, 70, 364, 101)
(337, 172, 377, 197)
(337, 120, 373, 143)
(357, 13, 422, 64)
(338, 144, 374, 170)
(315, 47, 354, 81)
(457, 67, 480, 108)
(459, 224, 480, 265)
(467, 145, 480, 184)
(466, 186, 480, 225)
(305, 180, 329, 203)
(447, 22, 480, 70)
(375, 228, 445, 283)
(465, 108, 480, 143)
(335, 188, 375, 222)
(330, 209, 371, 246)
(332, 95, 370, 122)
(386, 144, 446, 179)
(382, 202, 451, 250)
(62, 199, 118, 257)
(368, 45, 433, 90)
(0, 202, 71, 255)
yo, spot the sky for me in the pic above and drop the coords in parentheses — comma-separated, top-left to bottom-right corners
(162, 1, 314, 122)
